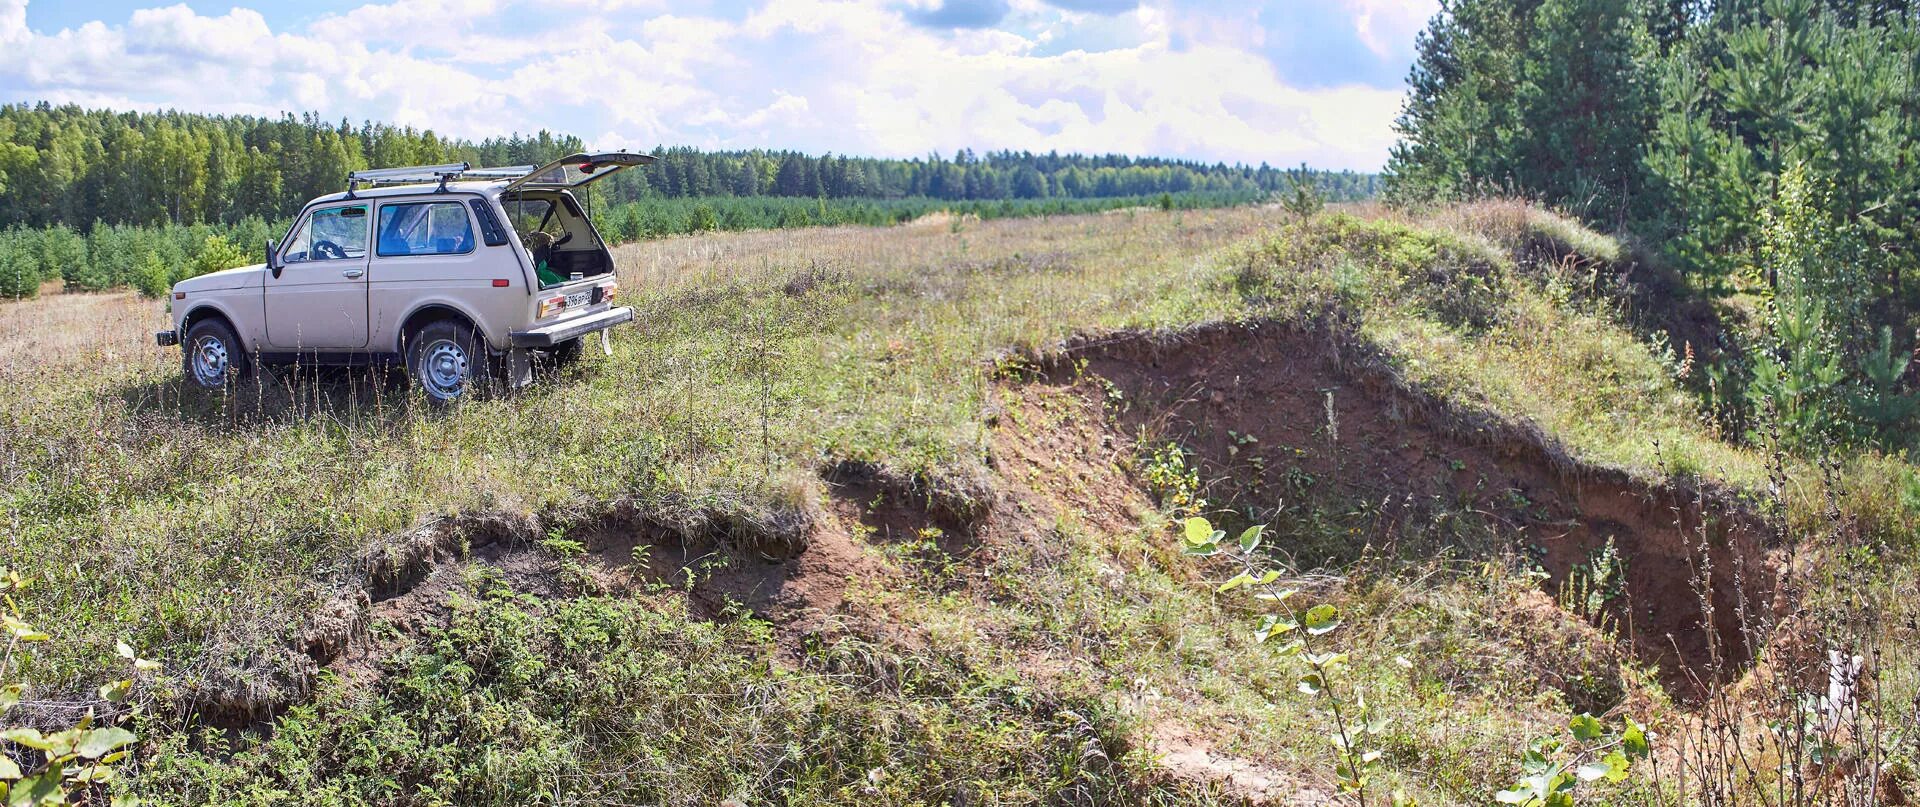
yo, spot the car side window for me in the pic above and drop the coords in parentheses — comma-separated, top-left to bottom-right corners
(377, 202, 476, 257)
(282, 205, 369, 263)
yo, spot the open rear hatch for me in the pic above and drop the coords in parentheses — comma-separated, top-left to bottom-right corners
(499, 151, 656, 194)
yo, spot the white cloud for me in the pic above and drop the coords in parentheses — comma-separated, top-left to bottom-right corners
(0, 0, 1413, 170)
(1338, 0, 1438, 60)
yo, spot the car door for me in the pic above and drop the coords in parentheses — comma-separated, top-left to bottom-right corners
(266, 203, 372, 350)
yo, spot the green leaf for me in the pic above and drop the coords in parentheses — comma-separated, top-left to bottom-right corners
(1183, 517, 1214, 545)
(1493, 785, 1534, 804)
(1237, 525, 1264, 553)
(1304, 651, 1348, 668)
(1255, 570, 1282, 585)
(1297, 672, 1324, 695)
(8, 770, 59, 807)
(0, 756, 18, 781)
(1216, 573, 1253, 593)
(97, 681, 131, 704)
(0, 684, 19, 713)
(1621, 719, 1650, 759)
(1576, 761, 1611, 782)
(1550, 771, 1577, 793)
(1272, 639, 1304, 657)
(1303, 604, 1341, 635)
(1600, 750, 1630, 782)
(76, 727, 135, 760)
(1521, 747, 1551, 774)
(1569, 713, 1604, 742)
(1254, 587, 1298, 602)
(2, 617, 47, 643)
(0, 729, 49, 751)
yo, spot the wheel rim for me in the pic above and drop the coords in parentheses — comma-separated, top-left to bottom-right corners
(191, 334, 229, 387)
(419, 338, 469, 401)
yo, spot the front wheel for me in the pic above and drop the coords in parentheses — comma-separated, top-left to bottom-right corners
(181, 319, 252, 392)
(405, 321, 491, 406)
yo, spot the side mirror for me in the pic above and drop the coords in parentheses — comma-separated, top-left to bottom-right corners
(266, 239, 281, 278)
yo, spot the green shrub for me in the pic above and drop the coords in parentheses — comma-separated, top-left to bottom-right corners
(186, 235, 247, 282)
(132, 251, 172, 299)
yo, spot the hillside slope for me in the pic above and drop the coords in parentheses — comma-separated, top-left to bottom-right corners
(2, 204, 1914, 805)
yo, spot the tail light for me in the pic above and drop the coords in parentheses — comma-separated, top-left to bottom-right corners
(597, 280, 619, 304)
(537, 295, 567, 318)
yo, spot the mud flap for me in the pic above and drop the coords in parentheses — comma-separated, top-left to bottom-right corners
(598, 328, 613, 356)
(502, 348, 535, 389)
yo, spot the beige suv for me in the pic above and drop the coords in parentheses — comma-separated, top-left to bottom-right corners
(156, 153, 648, 404)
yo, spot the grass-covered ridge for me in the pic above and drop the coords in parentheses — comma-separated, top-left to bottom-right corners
(3, 202, 1915, 804)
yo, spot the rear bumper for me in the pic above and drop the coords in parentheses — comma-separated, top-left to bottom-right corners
(155, 329, 178, 347)
(509, 306, 634, 348)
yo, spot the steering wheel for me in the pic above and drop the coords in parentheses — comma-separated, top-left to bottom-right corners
(313, 240, 347, 260)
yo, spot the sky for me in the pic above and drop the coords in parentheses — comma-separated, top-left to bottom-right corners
(0, 0, 1439, 172)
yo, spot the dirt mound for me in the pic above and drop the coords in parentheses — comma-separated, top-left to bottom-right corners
(1016, 320, 1780, 696)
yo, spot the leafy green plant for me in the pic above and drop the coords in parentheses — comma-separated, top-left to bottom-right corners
(1557, 537, 1624, 632)
(1182, 516, 1402, 805)
(1494, 713, 1650, 806)
(1141, 442, 1204, 517)
(2, 566, 157, 807)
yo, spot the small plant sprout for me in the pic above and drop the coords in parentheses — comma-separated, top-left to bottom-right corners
(1182, 516, 1399, 806)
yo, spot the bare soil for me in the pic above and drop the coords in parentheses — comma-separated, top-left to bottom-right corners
(1024, 320, 1781, 695)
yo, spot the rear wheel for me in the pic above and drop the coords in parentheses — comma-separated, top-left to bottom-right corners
(181, 319, 251, 392)
(405, 321, 490, 406)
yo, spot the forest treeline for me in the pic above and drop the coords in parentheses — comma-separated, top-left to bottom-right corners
(1390, 0, 1920, 453)
(0, 103, 1370, 299)
(0, 103, 1377, 229)
(0, 190, 1261, 300)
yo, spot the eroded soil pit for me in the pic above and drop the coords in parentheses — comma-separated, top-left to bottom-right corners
(1013, 321, 1782, 696)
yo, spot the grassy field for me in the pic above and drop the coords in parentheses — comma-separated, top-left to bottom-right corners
(2, 203, 1916, 805)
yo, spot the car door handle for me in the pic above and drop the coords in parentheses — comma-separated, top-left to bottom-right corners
(342, 268, 365, 279)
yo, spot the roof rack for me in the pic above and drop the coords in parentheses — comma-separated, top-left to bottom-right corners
(345, 162, 536, 194)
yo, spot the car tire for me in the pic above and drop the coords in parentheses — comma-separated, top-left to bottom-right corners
(405, 321, 491, 406)
(181, 319, 252, 392)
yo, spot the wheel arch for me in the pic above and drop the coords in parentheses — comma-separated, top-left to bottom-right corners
(179, 304, 246, 350)
(396, 302, 485, 354)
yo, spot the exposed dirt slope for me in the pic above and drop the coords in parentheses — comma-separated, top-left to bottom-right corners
(1027, 321, 1781, 693)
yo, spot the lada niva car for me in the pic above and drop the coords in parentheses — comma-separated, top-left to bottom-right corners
(156, 153, 650, 404)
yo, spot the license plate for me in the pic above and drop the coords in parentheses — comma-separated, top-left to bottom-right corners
(564, 290, 591, 308)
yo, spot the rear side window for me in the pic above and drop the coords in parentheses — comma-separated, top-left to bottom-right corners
(470, 199, 510, 247)
(377, 202, 475, 257)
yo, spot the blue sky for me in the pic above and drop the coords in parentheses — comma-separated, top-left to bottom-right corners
(0, 0, 1438, 171)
